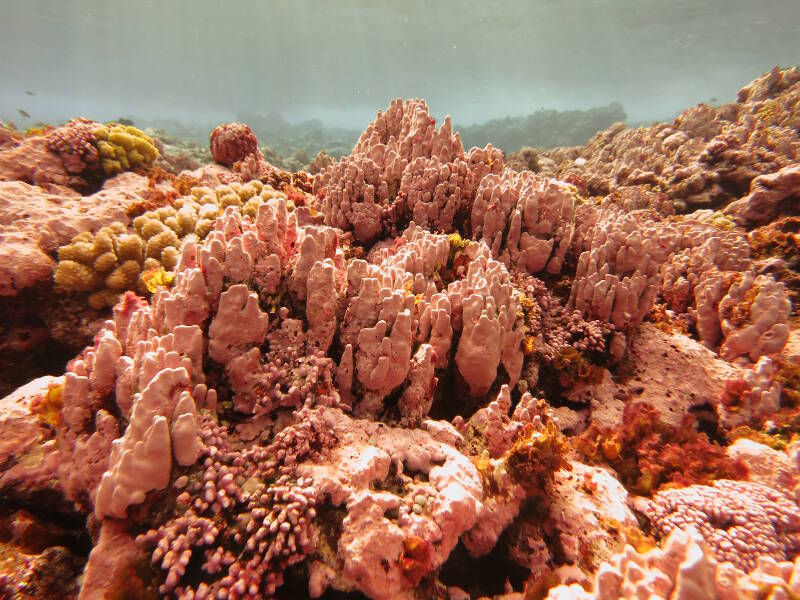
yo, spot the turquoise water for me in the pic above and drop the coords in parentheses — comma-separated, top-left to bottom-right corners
(1, 0, 799, 134)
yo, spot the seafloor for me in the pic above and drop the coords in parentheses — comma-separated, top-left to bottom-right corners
(0, 67, 799, 599)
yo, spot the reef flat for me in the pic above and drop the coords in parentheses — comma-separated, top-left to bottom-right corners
(0, 67, 799, 599)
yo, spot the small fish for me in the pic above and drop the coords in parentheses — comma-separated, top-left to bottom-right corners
(17, 109, 30, 119)
(24, 90, 35, 96)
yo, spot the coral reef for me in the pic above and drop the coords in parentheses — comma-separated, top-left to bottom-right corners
(0, 68, 799, 600)
(546, 526, 800, 599)
(576, 401, 747, 495)
(52, 179, 291, 307)
(0, 119, 158, 191)
(540, 66, 800, 212)
(641, 479, 800, 571)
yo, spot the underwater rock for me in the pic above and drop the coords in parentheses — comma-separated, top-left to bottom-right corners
(0, 376, 65, 509)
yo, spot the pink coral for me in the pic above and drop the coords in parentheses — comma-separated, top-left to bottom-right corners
(6, 68, 800, 600)
(726, 163, 800, 225)
(470, 169, 576, 275)
(547, 526, 800, 600)
(313, 99, 501, 242)
(45, 118, 102, 176)
(538, 66, 800, 212)
(642, 479, 800, 571)
(209, 122, 260, 167)
(138, 411, 333, 598)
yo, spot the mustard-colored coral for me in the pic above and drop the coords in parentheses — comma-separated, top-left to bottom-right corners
(106, 260, 142, 291)
(94, 124, 159, 175)
(54, 260, 103, 292)
(54, 183, 290, 306)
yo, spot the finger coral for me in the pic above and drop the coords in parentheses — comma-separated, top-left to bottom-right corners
(2, 66, 800, 600)
(313, 99, 502, 242)
(93, 123, 159, 175)
(546, 526, 800, 600)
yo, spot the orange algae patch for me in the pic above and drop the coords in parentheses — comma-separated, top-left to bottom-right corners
(776, 358, 800, 408)
(551, 347, 605, 386)
(31, 382, 64, 428)
(748, 216, 800, 313)
(281, 183, 309, 207)
(399, 535, 432, 586)
(140, 267, 174, 293)
(24, 125, 55, 138)
(506, 420, 571, 500)
(645, 302, 690, 336)
(576, 402, 747, 495)
(174, 172, 201, 196)
(521, 570, 562, 600)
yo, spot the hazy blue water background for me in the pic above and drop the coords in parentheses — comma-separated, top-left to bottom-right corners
(1, 0, 799, 142)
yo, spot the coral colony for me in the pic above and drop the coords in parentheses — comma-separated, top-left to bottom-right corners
(1, 67, 800, 599)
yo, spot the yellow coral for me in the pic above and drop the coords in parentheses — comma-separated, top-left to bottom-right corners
(106, 260, 142, 291)
(57, 241, 96, 264)
(176, 208, 198, 235)
(155, 206, 176, 220)
(237, 181, 259, 201)
(34, 382, 64, 427)
(116, 235, 143, 262)
(160, 246, 179, 270)
(88, 289, 121, 309)
(96, 124, 158, 175)
(198, 204, 220, 221)
(243, 199, 261, 219)
(54, 260, 103, 292)
(194, 218, 215, 239)
(140, 218, 167, 240)
(141, 267, 175, 293)
(163, 216, 181, 233)
(145, 229, 179, 260)
(54, 180, 276, 306)
(94, 251, 118, 274)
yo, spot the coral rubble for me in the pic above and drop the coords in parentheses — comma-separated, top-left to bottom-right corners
(0, 67, 799, 599)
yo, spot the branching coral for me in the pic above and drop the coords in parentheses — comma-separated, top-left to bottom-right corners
(312, 99, 501, 242)
(546, 526, 800, 600)
(470, 169, 577, 275)
(138, 413, 333, 598)
(6, 69, 800, 600)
